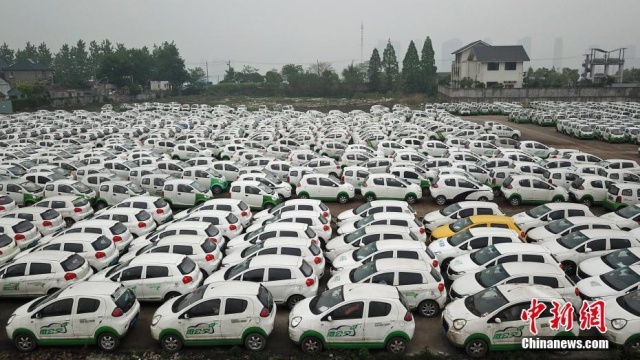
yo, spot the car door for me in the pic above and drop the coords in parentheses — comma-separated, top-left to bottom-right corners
(25, 262, 55, 296)
(385, 178, 406, 199)
(114, 266, 145, 299)
(487, 301, 533, 347)
(176, 184, 195, 206)
(180, 298, 223, 341)
(323, 301, 366, 344)
(531, 179, 551, 201)
(219, 297, 254, 339)
(264, 267, 296, 303)
(577, 238, 608, 262)
(318, 177, 336, 198)
(72, 297, 105, 337)
(141, 265, 171, 301)
(244, 185, 263, 208)
(111, 185, 129, 204)
(395, 272, 427, 308)
(0, 262, 28, 296)
(32, 298, 75, 340)
(363, 300, 396, 342)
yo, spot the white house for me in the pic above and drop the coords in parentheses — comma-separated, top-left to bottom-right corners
(0, 78, 10, 97)
(150, 80, 171, 92)
(450, 40, 530, 88)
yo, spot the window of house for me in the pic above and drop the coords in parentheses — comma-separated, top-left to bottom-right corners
(505, 62, 517, 71)
(487, 62, 499, 71)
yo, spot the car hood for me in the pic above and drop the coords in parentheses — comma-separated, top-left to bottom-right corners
(540, 239, 569, 255)
(9, 297, 41, 318)
(431, 225, 455, 240)
(337, 209, 357, 222)
(429, 237, 454, 253)
(577, 257, 613, 279)
(289, 296, 315, 320)
(88, 265, 116, 282)
(450, 273, 485, 297)
(331, 251, 358, 269)
(603, 297, 631, 321)
(253, 209, 273, 219)
(511, 212, 534, 225)
(226, 233, 250, 249)
(577, 276, 620, 299)
(423, 210, 446, 223)
(245, 219, 270, 233)
(599, 212, 623, 223)
(442, 295, 478, 323)
(337, 222, 358, 235)
(220, 250, 246, 267)
(325, 235, 348, 252)
(203, 268, 227, 285)
(527, 226, 554, 242)
(448, 254, 482, 275)
(326, 270, 352, 289)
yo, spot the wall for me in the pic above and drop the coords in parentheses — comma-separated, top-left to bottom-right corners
(7, 70, 53, 87)
(0, 100, 13, 114)
(478, 62, 524, 88)
(438, 85, 640, 103)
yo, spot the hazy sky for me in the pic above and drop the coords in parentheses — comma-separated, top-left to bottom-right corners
(3, 0, 639, 82)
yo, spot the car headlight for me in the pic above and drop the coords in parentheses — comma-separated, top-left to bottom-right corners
(291, 316, 302, 328)
(151, 315, 162, 326)
(453, 319, 466, 330)
(6, 314, 15, 326)
(612, 318, 627, 330)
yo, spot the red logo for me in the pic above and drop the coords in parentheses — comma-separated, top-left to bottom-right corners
(521, 299, 607, 335)
(520, 298, 546, 335)
(549, 300, 574, 331)
(579, 300, 607, 333)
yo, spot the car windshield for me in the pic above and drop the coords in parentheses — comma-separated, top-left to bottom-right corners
(617, 290, 640, 317)
(344, 228, 366, 243)
(545, 218, 574, 234)
(27, 287, 64, 312)
(225, 259, 251, 280)
(596, 160, 611, 168)
(241, 242, 265, 257)
(73, 182, 92, 193)
(448, 230, 474, 246)
(172, 285, 206, 313)
(440, 203, 461, 216)
(265, 173, 281, 184)
(309, 285, 344, 315)
(616, 205, 640, 219)
(355, 215, 375, 228)
(258, 184, 273, 194)
(602, 249, 640, 269)
(190, 181, 208, 193)
(354, 202, 372, 214)
(464, 287, 509, 317)
(268, 203, 284, 214)
(106, 259, 133, 277)
(601, 267, 640, 291)
(354, 242, 378, 261)
(21, 181, 42, 192)
(470, 245, 501, 265)
(245, 226, 265, 240)
(475, 265, 510, 288)
(19, 160, 37, 169)
(349, 262, 377, 283)
(127, 183, 145, 194)
(449, 217, 474, 232)
(557, 231, 589, 249)
(525, 204, 551, 218)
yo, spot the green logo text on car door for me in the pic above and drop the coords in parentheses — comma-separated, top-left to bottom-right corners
(492, 325, 524, 340)
(186, 322, 216, 335)
(40, 322, 69, 335)
(327, 325, 358, 337)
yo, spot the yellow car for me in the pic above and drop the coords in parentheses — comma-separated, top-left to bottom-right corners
(429, 215, 524, 241)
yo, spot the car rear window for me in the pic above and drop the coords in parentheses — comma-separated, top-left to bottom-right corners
(112, 285, 136, 313)
(0, 196, 13, 205)
(91, 236, 112, 251)
(205, 224, 220, 237)
(257, 284, 274, 312)
(12, 220, 34, 233)
(61, 254, 86, 271)
(0, 234, 12, 247)
(178, 257, 197, 275)
(72, 198, 89, 207)
(319, 203, 329, 211)
(136, 211, 151, 221)
(609, 185, 620, 195)
(110, 222, 127, 235)
(41, 209, 60, 220)
(309, 242, 321, 256)
(237, 201, 249, 211)
(201, 238, 217, 253)
(305, 228, 316, 238)
(430, 267, 442, 282)
(299, 260, 313, 277)
(226, 213, 239, 224)
(153, 198, 168, 208)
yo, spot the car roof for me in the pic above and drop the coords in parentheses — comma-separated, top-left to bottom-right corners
(466, 228, 520, 237)
(166, 221, 212, 230)
(38, 195, 81, 202)
(262, 222, 309, 231)
(99, 207, 146, 215)
(8, 207, 52, 215)
(204, 281, 261, 296)
(560, 216, 614, 225)
(498, 284, 564, 302)
(51, 179, 77, 185)
(72, 219, 119, 227)
(156, 235, 207, 245)
(342, 283, 400, 300)
(61, 281, 122, 297)
(361, 225, 412, 234)
(17, 250, 76, 262)
(262, 237, 313, 247)
(232, 180, 263, 186)
(248, 254, 303, 267)
(372, 240, 425, 250)
(130, 252, 185, 265)
(374, 258, 431, 271)
(534, 203, 590, 211)
(501, 262, 564, 275)
(493, 243, 549, 253)
(120, 196, 162, 203)
(577, 229, 636, 238)
(467, 215, 515, 224)
(51, 233, 106, 242)
(165, 179, 196, 185)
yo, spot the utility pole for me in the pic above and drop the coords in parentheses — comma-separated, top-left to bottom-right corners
(360, 22, 364, 64)
(317, 60, 320, 76)
(206, 61, 209, 83)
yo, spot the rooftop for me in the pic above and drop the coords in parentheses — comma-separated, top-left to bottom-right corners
(4, 59, 51, 72)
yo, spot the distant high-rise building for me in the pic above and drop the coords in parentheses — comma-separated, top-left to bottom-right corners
(441, 38, 462, 72)
(553, 38, 564, 70)
(517, 36, 532, 57)
(625, 45, 637, 68)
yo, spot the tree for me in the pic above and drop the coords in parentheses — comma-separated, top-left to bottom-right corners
(14, 42, 38, 63)
(368, 48, 382, 92)
(53, 44, 73, 87)
(265, 69, 282, 84)
(381, 40, 399, 92)
(342, 62, 366, 85)
(152, 41, 188, 88)
(36, 42, 53, 68)
(401, 41, 421, 93)
(308, 61, 333, 76)
(459, 77, 474, 88)
(222, 66, 236, 83)
(420, 36, 438, 94)
(70, 40, 90, 88)
(281, 64, 304, 81)
(0, 43, 14, 64)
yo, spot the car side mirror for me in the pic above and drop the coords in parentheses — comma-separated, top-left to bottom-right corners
(494, 317, 502, 324)
(34, 312, 42, 319)
(183, 313, 190, 319)
(467, 245, 473, 251)
(584, 247, 592, 253)
(541, 216, 548, 221)
(327, 316, 333, 322)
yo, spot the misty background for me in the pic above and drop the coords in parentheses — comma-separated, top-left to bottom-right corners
(2, 0, 639, 83)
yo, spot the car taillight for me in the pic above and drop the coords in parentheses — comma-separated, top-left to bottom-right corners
(228, 192, 232, 198)
(229, 224, 237, 231)
(42, 221, 52, 227)
(404, 311, 413, 321)
(210, 237, 218, 243)
(314, 257, 322, 264)
(241, 211, 248, 217)
(64, 272, 77, 281)
(548, 179, 552, 184)
(156, 208, 164, 214)
(112, 308, 123, 317)
(491, 178, 496, 185)
(74, 207, 82, 213)
(336, 165, 340, 169)
(0, 206, 4, 211)
(311, 239, 318, 245)
(260, 307, 270, 317)
(297, 183, 301, 188)
(419, 227, 425, 234)
(575, 288, 579, 296)
(362, 182, 367, 188)
(113, 235, 122, 242)
(560, 263, 565, 270)
(161, 191, 165, 197)
(578, 185, 585, 190)
(182, 276, 193, 284)
(95, 251, 106, 259)
(205, 254, 215, 261)
(438, 283, 445, 292)
(138, 222, 146, 228)
(14, 234, 25, 241)
(341, 176, 345, 182)
(432, 259, 439, 268)
(305, 278, 315, 287)
(322, 211, 329, 218)
(507, 184, 513, 189)
(616, 196, 622, 203)
(323, 225, 330, 231)
(432, 183, 438, 188)
(520, 231, 525, 238)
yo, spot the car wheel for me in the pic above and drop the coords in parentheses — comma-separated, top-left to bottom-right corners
(465, 339, 489, 358)
(329, 172, 338, 178)
(278, 194, 285, 202)
(161, 334, 182, 352)
(244, 332, 267, 352)
(581, 198, 593, 207)
(553, 196, 564, 202)
(418, 300, 440, 317)
(298, 193, 309, 199)
(14, 333, 36, 352)
(422, 187, 430, 196)
(435, 195, 446, 206)
(95, 202, 107, 210)
(97, 332, 120, 352)
(625, 339, 640, 356)
(509, 196, 521, 206)
(477, 196, 488, 202)
(364, 193, 376, 202)
(211, 185, 222, 194)
(287, 294, 305, 309)
(386, 337, 407, 354)
(405, 194, 417, 204)
(338, 194, 349, 204)
(511, 134, 519, 140)
(561, 261, 577, 276)
(301, 336, 323, 354)
(493, 188, 501, 198)
(164, 292, 181, 301)
(263, 203, 275, 210)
